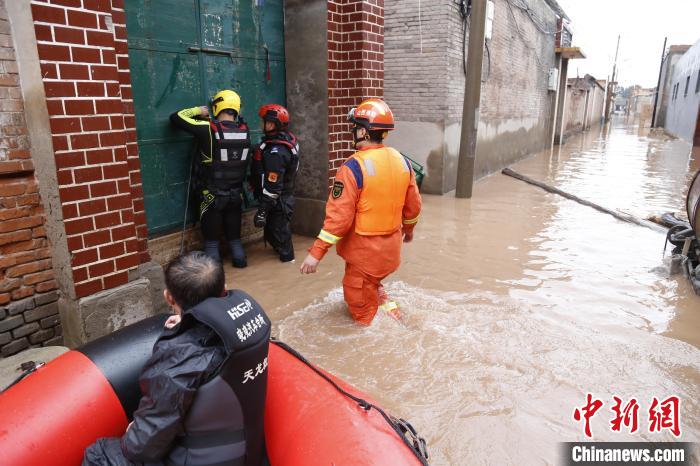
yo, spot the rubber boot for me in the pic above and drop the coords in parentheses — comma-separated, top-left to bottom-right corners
(279, 244, 295, 263)
(377, 285, 401, 321)
(277, 238, 295, 263)
(229, 239, 247, 268)
(279, 252, 295, 263)
(204, 240, 221, 262)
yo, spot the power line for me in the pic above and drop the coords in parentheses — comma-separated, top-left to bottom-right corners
(506, 0, 560, 36)
(505, 0, 544, 67)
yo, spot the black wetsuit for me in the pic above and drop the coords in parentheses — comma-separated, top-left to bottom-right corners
(170, 107, 250, 264)
(252, 132, 299, 262)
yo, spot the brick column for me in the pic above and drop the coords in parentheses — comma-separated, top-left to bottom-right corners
(0, 0, 61, 356)
(29, 0, 148, 300)
(327, 0, 384, 186)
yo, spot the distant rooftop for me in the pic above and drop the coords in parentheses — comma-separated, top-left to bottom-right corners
(567, 74, 605, 91)
(668, 44, 691, 54)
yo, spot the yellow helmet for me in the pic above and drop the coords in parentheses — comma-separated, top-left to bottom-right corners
(211, 89, 241, 117)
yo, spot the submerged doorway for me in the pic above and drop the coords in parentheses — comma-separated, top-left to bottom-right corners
(125, 0, 286, 236)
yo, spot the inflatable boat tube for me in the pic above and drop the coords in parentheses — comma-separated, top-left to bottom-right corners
(0, 315, 428, 466)
(265, 341, 427, 466)
(0, 314, 168, 466)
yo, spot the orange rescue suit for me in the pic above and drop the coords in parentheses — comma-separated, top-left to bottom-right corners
(309, 145, 422, 324)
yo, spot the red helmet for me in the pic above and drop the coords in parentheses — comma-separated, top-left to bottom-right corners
(258, 104, 290, 130)
(348, 98, 395, 131)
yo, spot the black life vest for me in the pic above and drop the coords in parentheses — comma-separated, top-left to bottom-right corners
(254, 132, 300, 197)
(167, 290, 270, 466)
(201, 120, 251, 192)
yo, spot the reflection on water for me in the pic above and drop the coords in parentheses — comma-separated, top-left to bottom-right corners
(276, 283, 699, 465)
(227, 118, 700, 465)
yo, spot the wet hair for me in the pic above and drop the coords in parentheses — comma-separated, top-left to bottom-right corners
(164, 251, 225, 311)
(367, 130, 385, 143)
(218, 108, 238, 119)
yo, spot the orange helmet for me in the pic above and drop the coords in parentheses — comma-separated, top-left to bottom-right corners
(258, 104, 289, 130)
(348, 98, 395, 131)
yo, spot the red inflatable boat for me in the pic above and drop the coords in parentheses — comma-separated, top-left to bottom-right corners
(0, 315, 428, 466)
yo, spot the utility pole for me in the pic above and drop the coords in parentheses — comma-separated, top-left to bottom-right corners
(456, 0, 487, 199)
(605, 35, 620, 121)
(651, 36, 667, 128)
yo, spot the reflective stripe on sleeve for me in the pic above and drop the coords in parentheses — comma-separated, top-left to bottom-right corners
(262, 188, 279, 199)
(403, 215, 420, 225)
(317, 229, 341, 245)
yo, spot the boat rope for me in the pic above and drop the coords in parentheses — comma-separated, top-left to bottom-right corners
(271, 339, 430, 465)
(0, 360, 44, 393)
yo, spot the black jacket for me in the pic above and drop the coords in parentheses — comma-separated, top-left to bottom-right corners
(120, 320, 226, 462)
(252, 132, 299, 208)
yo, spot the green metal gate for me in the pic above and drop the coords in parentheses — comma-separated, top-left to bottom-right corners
(125, 0, 286, 236)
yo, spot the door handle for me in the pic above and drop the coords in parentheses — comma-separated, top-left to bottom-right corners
(188, 46, 235, 62)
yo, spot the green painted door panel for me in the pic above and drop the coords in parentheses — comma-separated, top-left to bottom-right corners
(138, 140, 196, 233)
(128, 51, 201, 142)
(125, 1, 199, 50)
(125, 0, 286, 236)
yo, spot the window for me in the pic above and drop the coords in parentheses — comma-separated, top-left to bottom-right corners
(673, 83, 678, 100)
(696, 70, 700, 94)
(685, 76, 690, 97)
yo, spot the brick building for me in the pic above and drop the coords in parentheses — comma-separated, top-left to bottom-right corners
(1, 0, 385, 355)
(384, 0, 578, 193)
(0, 1, 61, 356)
(564, 74, 605, 136)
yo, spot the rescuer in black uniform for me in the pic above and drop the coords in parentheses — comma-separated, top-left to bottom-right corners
(170, 90, 251, 268)
(83, 251, 271, 466)
(251, 104, 300, 262)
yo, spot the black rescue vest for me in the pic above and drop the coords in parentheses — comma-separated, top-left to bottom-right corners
(201, 121, 251, 193)
(168, 291, 271, 466)
(256, 132, 300, 197)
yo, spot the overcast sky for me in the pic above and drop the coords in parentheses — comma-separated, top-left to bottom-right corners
(555, 0, 700, 87)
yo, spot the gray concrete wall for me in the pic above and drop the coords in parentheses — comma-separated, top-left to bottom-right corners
(385, 0, 559, 193)
(665, 40, 700, 144)
(656, 49, 689, 128)
(587, 86, 605, 129)
(386, 121, 446, 194)
(284, 0, 329, 235)
(565, 85, 586, 133)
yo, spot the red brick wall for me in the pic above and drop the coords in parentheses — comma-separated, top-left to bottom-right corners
(0, 0, 62, 356)
(327, 0, 384, 187)
(30, 0, 149, 299)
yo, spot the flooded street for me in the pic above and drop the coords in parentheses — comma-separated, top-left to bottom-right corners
(227, 118, 700, 465)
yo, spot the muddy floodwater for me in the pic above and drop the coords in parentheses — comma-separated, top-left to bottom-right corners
(226, 118, 700, 465)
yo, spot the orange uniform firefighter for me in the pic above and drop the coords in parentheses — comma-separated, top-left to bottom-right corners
(300, 99, 422, 325)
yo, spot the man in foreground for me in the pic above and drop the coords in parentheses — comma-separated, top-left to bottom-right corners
(83, 252, 271, 466)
